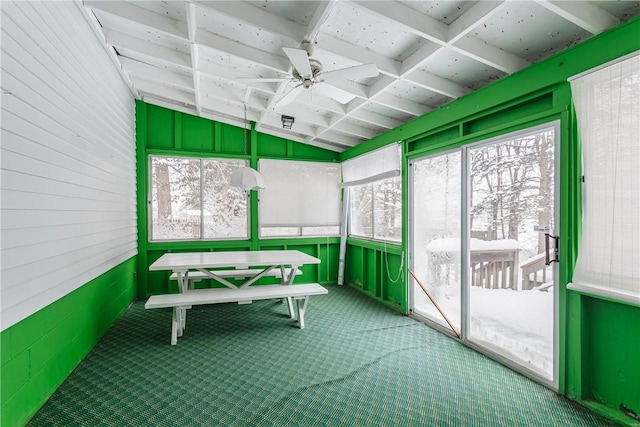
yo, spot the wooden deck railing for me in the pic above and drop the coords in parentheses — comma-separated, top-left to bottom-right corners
(425, 239, 520, 291)
(520, 251, 549, 290)
(425, 239, 554, 291)
(470, 249, 519, 290)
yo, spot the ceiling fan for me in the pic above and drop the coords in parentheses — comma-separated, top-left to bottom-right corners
(238, 41, 379, 107)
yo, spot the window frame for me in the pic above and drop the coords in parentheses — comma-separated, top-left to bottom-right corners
(348, 175, 402, 243)
(258, 159, 341, 239)
(148, 154, 250, 242)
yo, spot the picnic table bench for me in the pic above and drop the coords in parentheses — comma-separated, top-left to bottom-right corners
(146, 283, 328, 345)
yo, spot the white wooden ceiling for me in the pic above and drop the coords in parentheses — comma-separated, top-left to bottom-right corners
(82, 1, 640, 152)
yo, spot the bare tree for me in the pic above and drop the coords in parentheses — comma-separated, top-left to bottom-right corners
(154, 162, 172, 220)
(536, 131, 554, 253)
(470, 133, 549, 242)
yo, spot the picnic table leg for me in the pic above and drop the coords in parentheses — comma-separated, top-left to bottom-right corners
(180, 306, 187, 333)
(176, 271, 193, 310)
(282, 265, 300, 318)
(295, 296, 309, 329)
(171, 307, 179, 345)
(286, 297, 295, 318)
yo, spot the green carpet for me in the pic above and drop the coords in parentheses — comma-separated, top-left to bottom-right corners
(29, 285, 617, 426)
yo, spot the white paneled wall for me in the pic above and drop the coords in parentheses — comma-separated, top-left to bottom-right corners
(1, 1, 137, 330)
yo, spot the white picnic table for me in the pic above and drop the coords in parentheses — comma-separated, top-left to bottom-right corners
(146, 250, 327, 345)
(149, 249, 319, 291)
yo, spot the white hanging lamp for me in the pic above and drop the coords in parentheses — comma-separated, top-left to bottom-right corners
(229, 104, 265, 191)
(229, 166, 265, 191)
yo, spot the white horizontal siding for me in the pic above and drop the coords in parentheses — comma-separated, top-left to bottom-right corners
(1, 1, 137, 330)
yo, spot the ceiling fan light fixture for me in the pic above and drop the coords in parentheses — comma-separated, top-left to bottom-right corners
(281, 115, 295, 129)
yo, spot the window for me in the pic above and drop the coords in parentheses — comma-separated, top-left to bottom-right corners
(258, 159, 341, 238)
(569, 52, 640, 305)
(343, 144, 402, 242)
(149, 156, 248, 241)
(349, 176, 402, 242)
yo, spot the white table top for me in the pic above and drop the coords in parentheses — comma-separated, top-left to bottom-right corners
(149, 250, 321, 271)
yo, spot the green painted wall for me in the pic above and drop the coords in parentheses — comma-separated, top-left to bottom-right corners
(344, 238, 405, 312)
(135, 102, 341, 298)
(341, 17, 640, 427)
(0, 257, 137, 427)
(583, 299, 640, 413)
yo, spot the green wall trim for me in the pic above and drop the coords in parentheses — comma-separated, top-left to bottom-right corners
(582, 399, 640, 427)
(0, 257, 137, 427)
(568, 288, 640, 309)
(346, 237, 403, 255)
(136, 101, 150, 299)
(346, 282, 405, 313)
(406, 88, 556, 146)
(406, 103, 568, 161)
(146, 148, 250, 160)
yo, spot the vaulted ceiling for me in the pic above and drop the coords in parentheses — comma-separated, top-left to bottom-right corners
(82, 1, 640, 152)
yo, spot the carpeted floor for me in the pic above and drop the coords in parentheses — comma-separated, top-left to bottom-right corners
(29, 285, 618, 426)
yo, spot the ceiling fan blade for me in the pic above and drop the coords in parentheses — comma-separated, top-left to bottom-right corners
(320, 63, 379, 82)
(315, 83, 356, 104)
(282, 47, 312, 78)
(277, 84, 304, 106)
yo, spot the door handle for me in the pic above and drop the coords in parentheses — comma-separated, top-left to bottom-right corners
(545, 233, 559, 265)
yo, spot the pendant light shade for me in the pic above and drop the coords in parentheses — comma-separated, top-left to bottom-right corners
(229, 166, 265, 191)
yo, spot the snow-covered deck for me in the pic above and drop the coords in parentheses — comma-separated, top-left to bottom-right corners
(426, 238, 520, 290)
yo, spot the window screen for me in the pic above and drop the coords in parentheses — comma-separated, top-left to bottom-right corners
(569, 53, 640, 305)
(258, 159, 341, 237)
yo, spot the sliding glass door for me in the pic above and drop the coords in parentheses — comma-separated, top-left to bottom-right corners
(410, 123, 558, 385)
(467, 125, 557, 382)
(410, 151, 461, 330)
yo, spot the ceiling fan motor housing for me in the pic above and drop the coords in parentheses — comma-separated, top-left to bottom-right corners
(293, 58, 323, 87)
